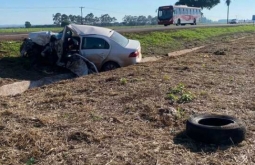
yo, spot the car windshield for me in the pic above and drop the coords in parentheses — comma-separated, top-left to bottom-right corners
(110, 31, 129, 47)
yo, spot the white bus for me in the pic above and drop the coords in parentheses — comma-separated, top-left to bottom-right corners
(158, 5, 202, 26)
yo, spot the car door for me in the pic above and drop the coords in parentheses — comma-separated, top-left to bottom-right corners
(80, 36, 111, 68)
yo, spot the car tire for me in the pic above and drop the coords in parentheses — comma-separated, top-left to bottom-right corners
(101, 61, 120, 72)
(186, 114, 246, 144)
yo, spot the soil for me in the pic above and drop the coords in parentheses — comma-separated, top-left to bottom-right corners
(0, 34, 255, 164)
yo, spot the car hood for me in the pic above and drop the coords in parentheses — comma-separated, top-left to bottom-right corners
(125, 39, 140, 49)
(67, 24, 114, 37)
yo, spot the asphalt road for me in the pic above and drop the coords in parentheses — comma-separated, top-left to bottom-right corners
(0, 23, 246, 40)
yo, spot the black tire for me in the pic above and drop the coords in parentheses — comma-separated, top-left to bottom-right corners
(176, 19, 181, 26)
(191, 19, 196, 25)
(164, 24, 168, 27)
(101, 61, 120, 72)
(186, 114, 246, 144)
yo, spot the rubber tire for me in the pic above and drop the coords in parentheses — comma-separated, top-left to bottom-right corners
(186, 114, 246, 144)
(191, 19, 196, 25)
(194, 19, 197, 25)
(176, 19, 181, 26)
(101, 61, 120, 72)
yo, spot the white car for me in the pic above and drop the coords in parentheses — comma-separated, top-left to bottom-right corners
(56, 24, 142, 71)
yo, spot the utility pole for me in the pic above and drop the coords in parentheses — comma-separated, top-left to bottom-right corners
(80, 7, 85, 24)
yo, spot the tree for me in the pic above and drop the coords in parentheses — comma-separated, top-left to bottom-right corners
(226, 0, 231, 24)
(53, 13, 62, 26)
(175, 0, 220, 9)
(85, 13, 95, 24)
(137, 15, 147, 25)
(111, 17, 117, 23)
(61, 14, 69, 22)
(25, 21, 32, 28)
(61, 21, 70, 27)
(100, 14, 113, 25)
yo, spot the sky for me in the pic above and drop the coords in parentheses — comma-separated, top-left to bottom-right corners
(0, 0, 254, 25)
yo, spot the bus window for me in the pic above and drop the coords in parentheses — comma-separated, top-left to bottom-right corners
(159, 11, 162, 17)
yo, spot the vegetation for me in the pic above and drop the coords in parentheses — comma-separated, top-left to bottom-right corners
(1, 26, 255, 58)
(0, 27, 63, 33)
(166, 83, 195, 104)
(123, 25, 255, 56)
(0, 25, 164, 34)
(25, 21, 32, 28)
(175, 0, 220, 9)
(52, 12, 158, 26)
(0, 41, 20, 58)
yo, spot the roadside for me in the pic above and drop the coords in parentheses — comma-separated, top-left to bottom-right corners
(0, 33, 255, 164)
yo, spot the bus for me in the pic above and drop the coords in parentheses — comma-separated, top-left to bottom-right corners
(158, 5, 202, 26)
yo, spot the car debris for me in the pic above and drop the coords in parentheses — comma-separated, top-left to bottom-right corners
(20, 24, 142, 76)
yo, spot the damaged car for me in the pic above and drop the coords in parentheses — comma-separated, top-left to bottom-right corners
(20, 24, 142, 76)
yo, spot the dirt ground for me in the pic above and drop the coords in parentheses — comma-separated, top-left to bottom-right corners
(0, 34, 255, 164)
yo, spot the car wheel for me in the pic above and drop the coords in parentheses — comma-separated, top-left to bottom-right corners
(101, 61, 120, 72)
(186, 114, 246, 144)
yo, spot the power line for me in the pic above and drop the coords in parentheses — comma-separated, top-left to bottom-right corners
(0, 6, 131, 15)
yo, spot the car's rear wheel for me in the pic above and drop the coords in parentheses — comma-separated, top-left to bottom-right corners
(101, 61, 120, 72)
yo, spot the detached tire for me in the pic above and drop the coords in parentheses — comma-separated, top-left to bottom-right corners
(186, 114, 246, 144)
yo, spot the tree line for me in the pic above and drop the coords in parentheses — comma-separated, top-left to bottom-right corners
(52, 13, 158, 27)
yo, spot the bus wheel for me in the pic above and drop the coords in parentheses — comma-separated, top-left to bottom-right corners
(176, 19, 181, 26)
(164, 24, 168, 27)
(193, 19, 197, 25)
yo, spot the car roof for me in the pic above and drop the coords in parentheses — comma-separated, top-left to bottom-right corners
(67, 24, 114, 37)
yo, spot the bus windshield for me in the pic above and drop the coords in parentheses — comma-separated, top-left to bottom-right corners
(158, 8, 173, 20)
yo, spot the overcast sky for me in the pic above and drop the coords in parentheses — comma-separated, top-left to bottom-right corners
(0, 0, 254, 25)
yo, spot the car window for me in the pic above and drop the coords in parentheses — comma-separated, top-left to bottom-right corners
(110, 31, 129, 47)
(82, 37, 110, 49)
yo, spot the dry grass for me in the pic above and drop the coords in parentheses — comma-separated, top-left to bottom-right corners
(0, 35, 255, 164)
